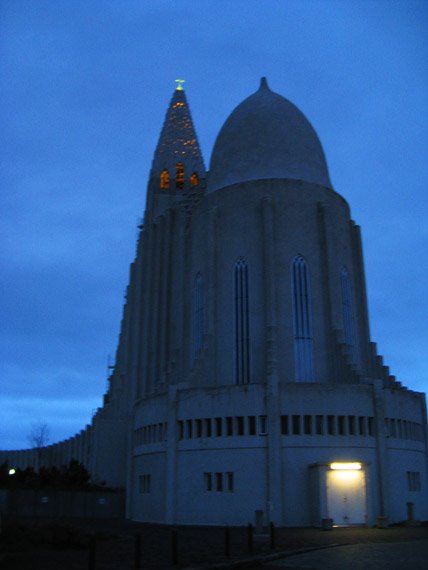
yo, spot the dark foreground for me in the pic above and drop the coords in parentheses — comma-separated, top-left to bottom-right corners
(1, 516, 427, 570)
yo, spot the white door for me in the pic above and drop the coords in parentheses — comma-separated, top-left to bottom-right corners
(327, 469, 366, 525)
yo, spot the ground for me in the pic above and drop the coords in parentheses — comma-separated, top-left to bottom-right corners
(1, 517, 427, 569)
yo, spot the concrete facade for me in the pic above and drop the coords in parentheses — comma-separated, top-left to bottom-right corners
(1, 78, 427, 527)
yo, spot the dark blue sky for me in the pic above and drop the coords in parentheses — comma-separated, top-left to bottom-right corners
(1, 0, 427, 450)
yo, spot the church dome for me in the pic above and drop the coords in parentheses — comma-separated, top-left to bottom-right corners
(208, 78, 332, 192)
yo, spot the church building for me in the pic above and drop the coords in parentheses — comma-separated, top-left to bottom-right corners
(2, 78, 428, 527)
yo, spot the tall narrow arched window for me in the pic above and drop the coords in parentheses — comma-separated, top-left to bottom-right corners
(234, 258, 251, 384)
(192, 273, 204, 363)
(176, 162, 184, 189)
(291, 256, 314, 382)
(340, 267, 357, 362)
(160, 169, 170, 189)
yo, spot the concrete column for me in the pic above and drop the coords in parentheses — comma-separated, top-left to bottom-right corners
(158, 210, 172, 384)
(372, 381, 389, 520)
(317, 203, 338, 381)
(350, 222, 372, 376)
(138, 224, 154, 396)
(164, 386, 179, 523)
(171, 211, 185, 383)
(146, 222, 160, 392)
(207, 207, 218, 385)
(262, 196, 283, 525)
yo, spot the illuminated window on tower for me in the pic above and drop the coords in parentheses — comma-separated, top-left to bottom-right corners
(190, 172, 199, 186)
(160, 169, 170, 189)
(176, 162, 184, 189)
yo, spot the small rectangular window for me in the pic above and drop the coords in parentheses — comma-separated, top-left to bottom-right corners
(158, 423, 163, 441)
(148, 425, 152, 443)
(358, 416, 366, 436)
(327, 415, 335, 435)
(204, 472, 212, 491)
(164, 422, 168, 441)
(186, 420, 193, 439)
(236, 416, 245, 435)
(407, 471, 421, 492)
(304, 415, 312, 435)
(315, 415, 323, 435)
(226, 416, 233, 436)
(215, 417, 222, 437)
(226, 472, 234, 492)
(348, 416, 355, 435)
(248, 416, 256, 435)
(390, 419, 396, 438)
(259, 415, 268, 435)
(152, 424, 157, 442)
(216, 472, 223, 492)
(292, 415, 300, 435)
(196, 419, 203, 438)
(139, 474, 151, 494)
(338, 416, 345, 436)
(397, 419, 403, 438)
(205, 418, 212, 437)
(178, 421, 184, 440)
(368, 417, 375, 436)
(281, 415, 289, 435)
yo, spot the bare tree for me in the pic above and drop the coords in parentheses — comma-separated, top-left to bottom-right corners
(28, 421, 50, 470)
(28, 421, 50, 449)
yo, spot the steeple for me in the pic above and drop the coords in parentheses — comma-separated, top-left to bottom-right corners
(150, 82, 206, 194)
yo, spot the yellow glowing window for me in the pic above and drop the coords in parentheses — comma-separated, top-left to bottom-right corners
(160, 169, 170, 189)
(190, 172, 199, 186)
(176, 162, 184, 189)
(330, 462, 362, 470)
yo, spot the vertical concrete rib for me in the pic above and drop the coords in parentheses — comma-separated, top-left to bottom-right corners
(152, 216, 165, 387)
(262, 195, 283, 524)
(351, 222, 371, 376)
(139, 224, 154, 395)
(317, 202, 336, 381)
(158, 210, 172, 384)
(171, 210, 185, 383)
(207, 207, 218, 384)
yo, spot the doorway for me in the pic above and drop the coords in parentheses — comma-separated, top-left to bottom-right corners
(326, 467, 366, 526)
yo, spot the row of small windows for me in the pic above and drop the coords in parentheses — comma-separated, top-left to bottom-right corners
(407, 471, 421, 492)
(281, 414, 375, 437)
(134, 416, 422, 445)
(134, 422, 168, 445)
(176, 414, 376, 440)
(193, 257, 357, 384)
(385, 418, 424, 442)
(160, 164, 199, 189)
(204, 472, 234, 492)
(178, 415, 268, 439)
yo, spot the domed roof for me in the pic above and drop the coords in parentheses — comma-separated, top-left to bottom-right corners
(208, 78, 332, 192)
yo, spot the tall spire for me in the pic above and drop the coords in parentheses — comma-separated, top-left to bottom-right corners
(150, 82, 206, 191)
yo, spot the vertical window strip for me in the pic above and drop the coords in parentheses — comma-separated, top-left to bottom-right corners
(292, 256, 314, 381)
(235, 259, 250, 384)
(341, 267, 357, 362)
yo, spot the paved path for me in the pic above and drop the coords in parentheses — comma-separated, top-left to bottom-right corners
(264, 539, 428, 569)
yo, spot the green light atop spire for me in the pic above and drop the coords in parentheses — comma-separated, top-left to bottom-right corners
(175, 79, 185, 91)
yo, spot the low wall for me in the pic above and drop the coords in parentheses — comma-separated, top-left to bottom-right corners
(0, 489, 125, 519)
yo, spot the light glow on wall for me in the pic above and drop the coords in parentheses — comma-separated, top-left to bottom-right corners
(330, 462, 362, 471)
